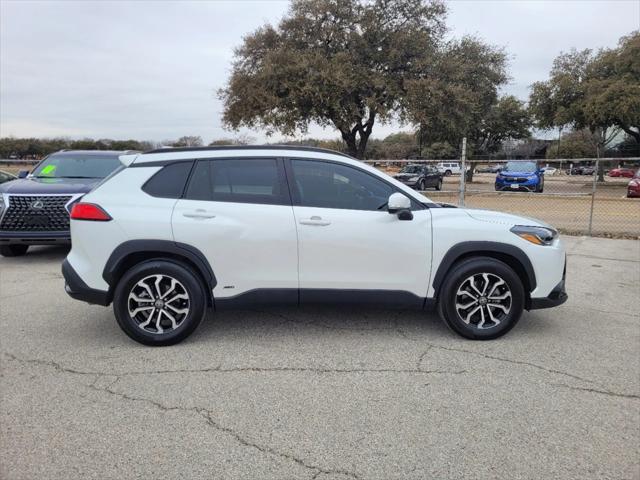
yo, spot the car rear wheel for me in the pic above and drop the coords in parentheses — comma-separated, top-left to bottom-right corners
(113, 260, 207, 346)
(435, 179, 442, 190)
(0, 245, 29, 257)
(444, 170, 452, 176)
(438, 257, 525, 340)
(418, 179, 425, 191)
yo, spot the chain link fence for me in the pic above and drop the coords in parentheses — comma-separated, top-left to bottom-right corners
(367, 158, 640, 238)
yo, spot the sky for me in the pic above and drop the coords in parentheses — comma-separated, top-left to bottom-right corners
(1, 0, 639, 143)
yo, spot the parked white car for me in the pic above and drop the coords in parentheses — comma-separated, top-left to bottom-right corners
(63, 146, 567, 346)
(436, 161, 461, 176)
(541, 167, 557, 175)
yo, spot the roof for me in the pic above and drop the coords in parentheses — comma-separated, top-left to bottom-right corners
(142, 145, 353, 159)
(50, 150, 134, 157)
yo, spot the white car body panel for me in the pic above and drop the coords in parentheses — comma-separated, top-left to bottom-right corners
(429, 208, 565, 299)
(171, 199, 298, 298)
(67, 166, 175, 290)
(293, 206, 431, 296)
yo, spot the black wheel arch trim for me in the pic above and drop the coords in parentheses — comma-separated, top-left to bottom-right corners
(431, 241, 537, 298)
(102, 240, 217, 302)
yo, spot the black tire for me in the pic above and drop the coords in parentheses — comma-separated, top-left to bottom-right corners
(435, 179, 442, 191)
(437, 257, 525, 340)
(444, 170, 452, 176)
(538, 179, 544, 193)
(113, 260, 207, 346)
(0, 245, 29, 257)
(417, 179, 425, 191)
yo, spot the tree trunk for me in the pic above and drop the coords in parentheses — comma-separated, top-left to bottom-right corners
(356, 131, 371, 160)
(341, 131, 359, 158)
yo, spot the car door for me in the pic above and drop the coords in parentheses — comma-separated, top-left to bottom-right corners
(287, 158, 432, 302)
(423, 166, 439, 187)
(172, 157, 298, 301)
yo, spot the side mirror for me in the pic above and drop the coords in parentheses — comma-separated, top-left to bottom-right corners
(17, 170, 29, 179)
(387, 193, 413, 221)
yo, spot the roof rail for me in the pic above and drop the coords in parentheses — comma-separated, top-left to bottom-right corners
(142, 145, 354, 159)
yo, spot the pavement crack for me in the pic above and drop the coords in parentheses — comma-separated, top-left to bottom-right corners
(550, 383, 639, 400)
(423, 343, 601, 386)
(2, 351, 465, 378)
(82, 377, 362, 479)
(415, 347, 433, 371)
(3, 351, 99, 377)
(567, 252, 640, 263)
(196, 408, 361, 479)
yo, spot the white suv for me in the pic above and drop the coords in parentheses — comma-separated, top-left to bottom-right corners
(63, 146, 567, 346)
(436, 162, 461, 176)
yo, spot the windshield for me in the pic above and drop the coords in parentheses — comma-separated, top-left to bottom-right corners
(502, 161, 537, 173)
(400, 165, 422, 174)
(31, 154, 122, 179)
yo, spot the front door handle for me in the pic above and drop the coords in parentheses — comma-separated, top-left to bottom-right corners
(299, 216, 331, 226)
(183, 209, 216, 219)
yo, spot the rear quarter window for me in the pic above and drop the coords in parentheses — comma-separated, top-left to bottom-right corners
(142, 161, 194, 198)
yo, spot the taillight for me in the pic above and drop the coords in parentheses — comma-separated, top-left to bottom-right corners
(70, 202, 112, 221)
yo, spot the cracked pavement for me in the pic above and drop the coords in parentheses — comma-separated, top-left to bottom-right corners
(1, 236, 639, 479)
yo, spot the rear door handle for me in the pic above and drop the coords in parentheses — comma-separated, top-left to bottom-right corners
(299, 216, 331, 226)
(183, 209, 216, 219)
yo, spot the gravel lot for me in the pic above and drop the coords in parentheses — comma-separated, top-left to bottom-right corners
(1, 236, 639, 480)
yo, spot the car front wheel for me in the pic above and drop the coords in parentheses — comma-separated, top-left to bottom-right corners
(438, 257, 525, 340)
(0, 245, 29, 257)
(113, 260, 207, 346)
(435, 179, 442, 190)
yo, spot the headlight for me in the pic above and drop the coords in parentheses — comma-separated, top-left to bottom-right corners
(0, 195, 5, 217)
(510, 225, 558, 246)
(409, 176, 420, 181)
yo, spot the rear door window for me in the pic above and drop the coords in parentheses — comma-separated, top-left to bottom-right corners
(185, 158, 288, 205)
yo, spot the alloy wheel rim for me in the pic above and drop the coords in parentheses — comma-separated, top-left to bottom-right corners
(455, 273, 511, 329)
(127, 274, 190, 334)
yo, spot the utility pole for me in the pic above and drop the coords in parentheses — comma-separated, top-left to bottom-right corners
(459, 137, 467, 206)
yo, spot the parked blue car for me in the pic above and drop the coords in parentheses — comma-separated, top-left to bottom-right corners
(495, 161, 544, 193)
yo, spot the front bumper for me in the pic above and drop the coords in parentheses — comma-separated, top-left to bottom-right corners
(395, 179, 419, 187)
(495, 180, 539, 192)
(0, 230, 71, 245)
(62, 259, 110, 306)
(528, 261, 568, 310)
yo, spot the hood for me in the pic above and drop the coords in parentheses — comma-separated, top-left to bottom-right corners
(0, 177, 99, 195)
(499, 171, 536, 177)
(394, 173, 418, 179)
(463, 208, 551, 228)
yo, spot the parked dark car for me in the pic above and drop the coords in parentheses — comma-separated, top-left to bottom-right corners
(0, 170, 17, 184)
(627, 170, 640, 198)
(393, 164, 443, 191)
(0, 150, 128, 257)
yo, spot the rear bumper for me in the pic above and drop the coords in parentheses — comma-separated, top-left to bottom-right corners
(0, 230, 70, 245)
(62, 259, 110, 306)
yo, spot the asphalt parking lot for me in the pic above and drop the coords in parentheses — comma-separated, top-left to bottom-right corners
(1, 236, 639, 480)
